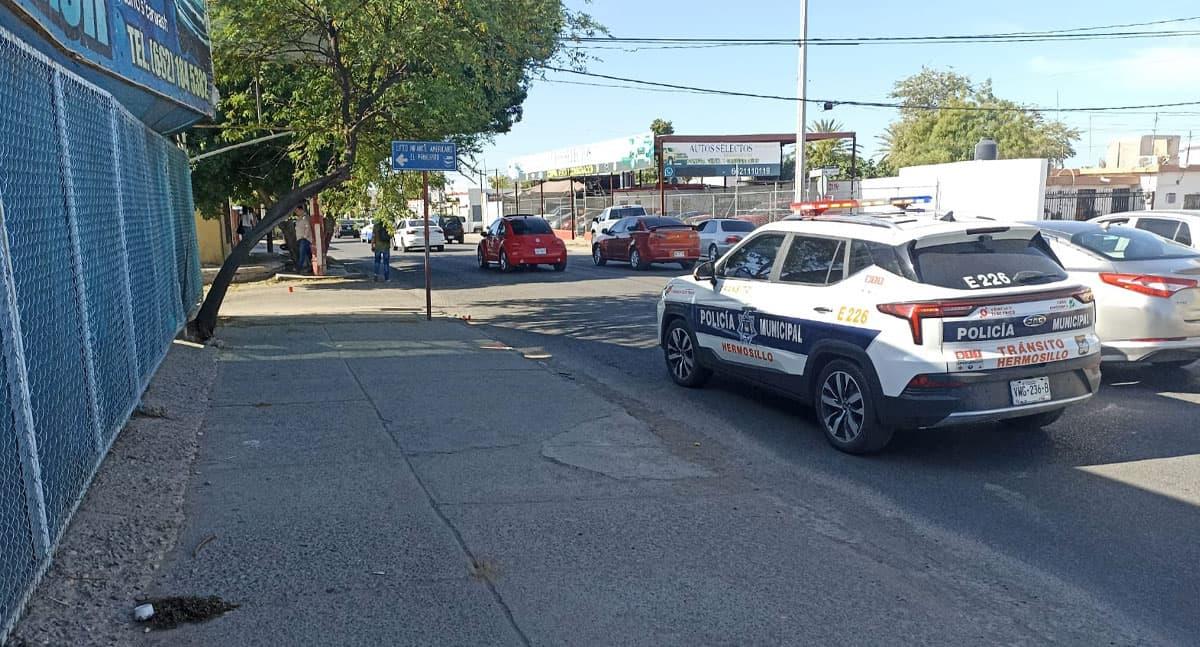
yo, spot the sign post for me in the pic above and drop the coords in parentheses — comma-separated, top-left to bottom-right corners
(391, 140, 458, 321)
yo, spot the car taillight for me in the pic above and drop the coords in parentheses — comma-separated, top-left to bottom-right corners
(905, 374, 965, 390)
(724, 235, 742, 244)
(877, 302, 976, 345)
(1099, 273, 1197, 298)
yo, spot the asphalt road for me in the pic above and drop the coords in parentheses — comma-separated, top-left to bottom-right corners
(331, 234, 1200, 644)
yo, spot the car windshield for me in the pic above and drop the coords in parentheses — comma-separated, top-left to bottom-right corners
(613, 206, 647, 218)
(510, 218, 553, 235)
(909, 233, 1067, 290)
(721, 220, 756, 232)
(641, 217, 688, 230)
(1065, 226, 1199, 260)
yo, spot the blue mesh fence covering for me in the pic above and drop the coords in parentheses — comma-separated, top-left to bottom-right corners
(0, 25, 202, 640)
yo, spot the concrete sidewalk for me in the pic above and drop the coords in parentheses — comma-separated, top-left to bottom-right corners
(142, 312, 1156, 646)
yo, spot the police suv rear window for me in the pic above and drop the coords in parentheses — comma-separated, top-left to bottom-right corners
(910, 234, 1066, 290)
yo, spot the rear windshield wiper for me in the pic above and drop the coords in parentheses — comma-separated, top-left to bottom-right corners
(1013, 270, 1062, 285)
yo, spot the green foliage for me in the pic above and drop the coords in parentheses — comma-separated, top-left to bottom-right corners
(650, 118, 675, 136)
(193, 0, 601, 208)
(881, 67, 1080, 169)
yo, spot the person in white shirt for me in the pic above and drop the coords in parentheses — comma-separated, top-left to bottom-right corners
(294, 214, 313, 274)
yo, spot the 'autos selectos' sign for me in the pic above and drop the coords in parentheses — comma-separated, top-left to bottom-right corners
(663, 142, 782, 178)
(8, 0, 214, 118)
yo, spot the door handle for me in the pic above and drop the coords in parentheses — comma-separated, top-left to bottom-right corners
(813, 307, 833, 314)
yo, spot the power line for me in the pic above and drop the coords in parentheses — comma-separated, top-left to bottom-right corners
(540, 66, 1200, 113)
(566, 16, 1200, 49)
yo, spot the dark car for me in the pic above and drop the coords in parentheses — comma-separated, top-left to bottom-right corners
(337, 219, 357, 238)
(593, 216, 700, 270)
(439, 216, 465, 244)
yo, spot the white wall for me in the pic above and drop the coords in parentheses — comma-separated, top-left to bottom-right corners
(1152, 169, 1200, 209)
(861, 158, 1049, 221)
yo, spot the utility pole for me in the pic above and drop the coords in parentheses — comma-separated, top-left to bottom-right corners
(793, 0, 809, 209)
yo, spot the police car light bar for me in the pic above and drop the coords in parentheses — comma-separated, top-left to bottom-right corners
(857, 195, 933, 207)
(789, 200, 859, 216)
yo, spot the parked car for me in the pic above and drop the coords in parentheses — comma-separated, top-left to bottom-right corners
(436, 215, 466, 244)
(395, 219, 446, 252)
(697, 218, 757, 260)
(590, 205, 648, 238)
(337, 219, 358, 238)
(1090, 210, 1200, 251)
(658, 215, 1100, 453)
(593, 216, 700, 270)
(360, 223, 373, 244)
(1035, 219, 1200, 366)
(477, 215, 567, 272)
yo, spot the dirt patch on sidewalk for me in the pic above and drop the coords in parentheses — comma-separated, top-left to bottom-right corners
(8, 342, 219, 647)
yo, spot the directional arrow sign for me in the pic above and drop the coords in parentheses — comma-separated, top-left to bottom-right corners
(391, 141, 458, 172)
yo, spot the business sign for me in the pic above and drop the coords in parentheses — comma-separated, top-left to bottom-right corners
(391, 141, 458, 172)
(510, 132, 655, 181)
(7, 0, 215, 118)
(663, 142, 782, 178)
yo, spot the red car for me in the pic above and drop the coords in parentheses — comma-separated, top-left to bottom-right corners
(477, 215, 568, 272)
(593, 216, 700, 270)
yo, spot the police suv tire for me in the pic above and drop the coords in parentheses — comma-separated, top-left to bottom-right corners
(814, 359, 894, 454)
(630, 248, 648, 271)
(663, 319, 711, 388)
(1000, 408, 1064, 429)
(592, 245, 607, 266)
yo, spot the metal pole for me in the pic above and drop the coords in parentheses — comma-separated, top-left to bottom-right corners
(794, 0, 809, 207)
(423, 171, 432, 321)
(540, 180, 545, 216)
(516, 177, 521, 214)
(570, 178, 577, 239)
(311, 194, 325, 276)
(658, 138, 666, 215)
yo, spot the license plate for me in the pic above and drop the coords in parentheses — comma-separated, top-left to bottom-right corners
(1010, 377, 1051, 406)
(534, 248, 547, 255)
(672, 250, 685, 258)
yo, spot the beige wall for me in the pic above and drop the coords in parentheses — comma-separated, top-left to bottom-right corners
(195, 211, 230, 266)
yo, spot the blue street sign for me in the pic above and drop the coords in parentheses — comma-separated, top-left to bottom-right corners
(391, 141, 458, 172)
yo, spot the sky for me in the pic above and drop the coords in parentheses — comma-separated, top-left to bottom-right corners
(453, 0, 1200, 189)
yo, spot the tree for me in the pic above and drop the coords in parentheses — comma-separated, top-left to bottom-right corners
(650, 118, 675, 136)
(881, 67, 1080, 170)
(189, 0, 601, 338)
(779, 119, 887, 182)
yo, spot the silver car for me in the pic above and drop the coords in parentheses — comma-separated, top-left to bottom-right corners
(1036, 220, 1200, 365)
(1091, 210, 1200, 251)
(696, 218, 757, 260)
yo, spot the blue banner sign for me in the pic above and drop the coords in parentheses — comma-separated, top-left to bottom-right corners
(391, 141, 459, 172)
(7, 0, 214, 118)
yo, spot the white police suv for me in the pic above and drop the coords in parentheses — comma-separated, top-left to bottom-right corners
(656, 215, 1101, 454)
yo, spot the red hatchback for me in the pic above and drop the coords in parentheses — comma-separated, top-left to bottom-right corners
(478, 215, 568, 272)
(593, 216, 700, 270)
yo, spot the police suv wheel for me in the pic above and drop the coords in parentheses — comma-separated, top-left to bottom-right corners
(664, 320, 711, 388)
(815, 360, 893, 454)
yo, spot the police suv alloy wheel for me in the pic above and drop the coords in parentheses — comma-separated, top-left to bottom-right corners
(664, 320, 711, 388)
(815, 359, 893, 454)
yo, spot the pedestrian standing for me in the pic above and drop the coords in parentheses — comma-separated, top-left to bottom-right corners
(295, 214, 313, 274)
(238, 208, 256, 244)
(372, 218, 392, 282)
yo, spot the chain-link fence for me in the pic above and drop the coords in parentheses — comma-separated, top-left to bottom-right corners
(0, 25, 201, 641)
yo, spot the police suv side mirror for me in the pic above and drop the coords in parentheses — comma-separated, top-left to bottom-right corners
(693, 260, 717, 285)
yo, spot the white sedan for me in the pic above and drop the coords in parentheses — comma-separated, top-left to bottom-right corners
(394, 219, 446, 252)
